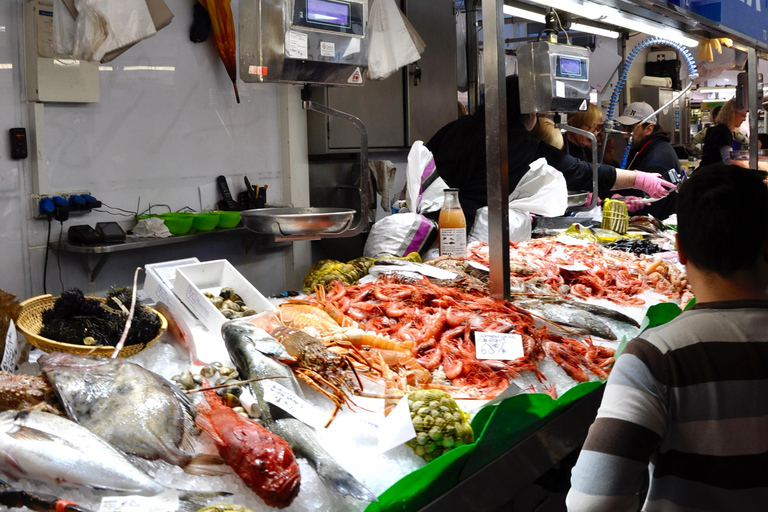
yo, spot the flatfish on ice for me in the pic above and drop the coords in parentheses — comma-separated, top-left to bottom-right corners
(38, 352, 198, 468)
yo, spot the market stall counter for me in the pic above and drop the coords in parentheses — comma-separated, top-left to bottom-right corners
(4, 226, 688, 512)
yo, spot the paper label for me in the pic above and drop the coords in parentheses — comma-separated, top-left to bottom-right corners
(100, 489, 179, 512)
(475, 332, 525, 361)
(1, 320, 17, 372)
(555, 234, 590, 246)
(559, 263, 590, 272)
(377, 396, 416, 454)
(287, 31, 308, 59)
(348, 67, 363, 84)
(439, 228, 467, 257)
(320, 41, 335, 57)
(262, 380, 326, 429)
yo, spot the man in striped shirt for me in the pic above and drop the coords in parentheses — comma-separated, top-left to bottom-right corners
(567, 164, 768, 511)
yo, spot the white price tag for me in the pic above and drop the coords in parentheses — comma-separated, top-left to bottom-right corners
(555, 234, 591, 246)
(1, 320, 18, 373)
(100, 489, 178, 512)
(287, 31, 308, 59)
(262, 380, 326, 429)
(559, 263, 590, 272)
(475, 332, 525, 361)
(320, 41, 335, 57)
(377, 396, 416, 455)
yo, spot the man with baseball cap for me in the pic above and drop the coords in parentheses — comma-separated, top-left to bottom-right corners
(611, 101, 682, 220)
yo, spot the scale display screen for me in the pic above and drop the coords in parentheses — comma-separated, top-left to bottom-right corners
(307, 0, 350, 28)
(556, 56, 587, 79)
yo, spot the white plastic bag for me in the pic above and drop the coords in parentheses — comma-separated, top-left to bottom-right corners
(73, 0, 156, 61)
(364, 213, 437, 257)
(367, 0, 425, 80)
(53, 0, 77, 56)
(469, 158, 567, 243)
(402, 141, 447, 215)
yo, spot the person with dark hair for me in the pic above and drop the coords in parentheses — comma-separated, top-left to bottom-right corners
(567, 164, 768, 512)
(425, 75, 674, 229)
(611, 101, 682, 220)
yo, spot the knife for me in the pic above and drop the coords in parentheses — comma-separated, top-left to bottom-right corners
(244, 176, 258, 209)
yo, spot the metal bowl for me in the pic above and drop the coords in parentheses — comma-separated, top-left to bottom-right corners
(567, 191, 590, 207)
(240, 207, 355, 237)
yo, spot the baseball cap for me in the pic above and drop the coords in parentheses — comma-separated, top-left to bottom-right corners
(614, 101, 658, 125)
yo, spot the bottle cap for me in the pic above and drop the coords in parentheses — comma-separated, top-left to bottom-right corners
(444, 188, 459, 192)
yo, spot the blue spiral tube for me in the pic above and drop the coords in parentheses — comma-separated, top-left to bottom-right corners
(607, 38, 699, 168)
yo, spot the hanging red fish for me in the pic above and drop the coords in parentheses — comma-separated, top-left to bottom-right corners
(198, 0, 240, 103)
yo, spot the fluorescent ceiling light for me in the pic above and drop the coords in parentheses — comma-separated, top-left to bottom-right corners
(570, 22, 619, 39)
(698, 86, 736, 93)
(503, 5, 545, 22)
(524, 0, 612, 20)
(518, 0, 698, 47)
(595, 6, 699, 47)
(503, 5, 619, 38)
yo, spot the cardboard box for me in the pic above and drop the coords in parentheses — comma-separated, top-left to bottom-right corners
(174, 260, 275, 333)
(143, 258, 200, 326)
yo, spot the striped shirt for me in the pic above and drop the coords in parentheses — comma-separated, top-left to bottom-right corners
(567, 300, 768, 512)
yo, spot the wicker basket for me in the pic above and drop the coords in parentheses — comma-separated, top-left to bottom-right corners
(16, 294, 167, 358)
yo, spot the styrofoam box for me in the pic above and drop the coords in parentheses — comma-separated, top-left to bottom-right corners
(173, 259, 276, 333)
(143, 258, 201, 327)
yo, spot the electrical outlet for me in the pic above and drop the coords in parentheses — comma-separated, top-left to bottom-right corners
(31, 191, 92, 220)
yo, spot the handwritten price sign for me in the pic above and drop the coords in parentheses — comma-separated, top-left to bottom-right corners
(474, 332, 524, 361)
(262, 380, 326, 429)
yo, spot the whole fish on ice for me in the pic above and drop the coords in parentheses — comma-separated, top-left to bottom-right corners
(515, 299, 618, 340)
(155, 302, 207, 366)
(196, 383, 301, 509)
(222, 320, 377, 502)
(0, 410, 229, 503)
(0, 409, 169, 495)
(38, 352, 202, 469)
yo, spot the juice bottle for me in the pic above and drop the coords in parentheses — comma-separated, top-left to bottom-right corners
(438, 188, 467, 257)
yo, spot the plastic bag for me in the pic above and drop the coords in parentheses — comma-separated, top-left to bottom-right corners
(73, 0, 156, 61)
(53, 0, 76, 56)
(364, 213, 437, 258)
(403, 141, 447, 214)
(469, 158, 567, 243)
(367, 0, 425, 80)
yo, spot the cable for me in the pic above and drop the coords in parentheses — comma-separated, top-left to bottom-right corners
(93, 209, 135, 217)
(100, 202, 137, 215)
(137, 204, 172, 216)
(57, 222, 65, 293)
(43, 219, 52, 294)
(551, 9, 570, 45)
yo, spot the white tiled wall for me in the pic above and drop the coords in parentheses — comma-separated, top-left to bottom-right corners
(0, 0, 290, 298)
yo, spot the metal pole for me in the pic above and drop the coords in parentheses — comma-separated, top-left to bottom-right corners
(466, 0, 479, 114)
(748, 47, 758, 169)
(481, 0, 510, 300)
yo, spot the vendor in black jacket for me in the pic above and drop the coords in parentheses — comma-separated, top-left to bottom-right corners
(611, 101, 681, 220)
(425, 76, 674, 230)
